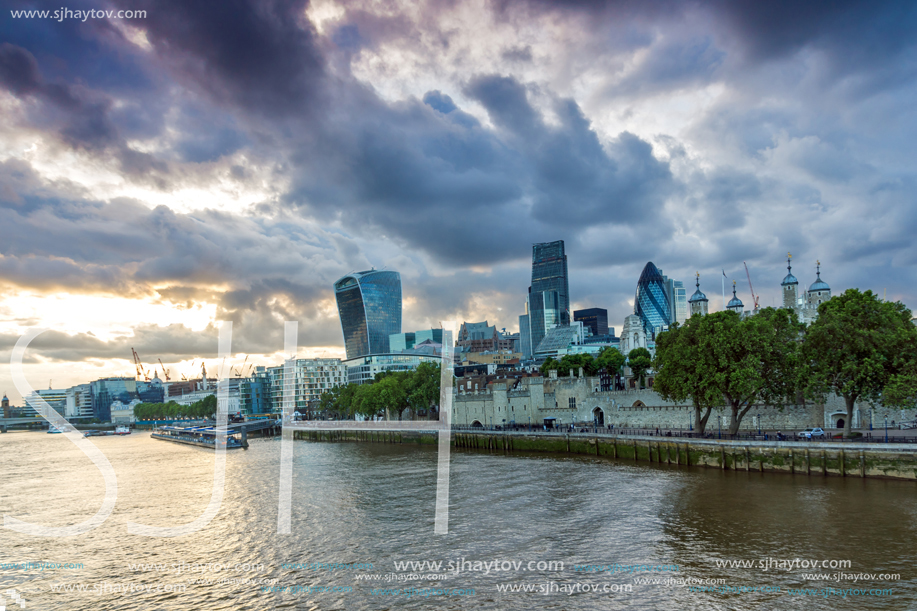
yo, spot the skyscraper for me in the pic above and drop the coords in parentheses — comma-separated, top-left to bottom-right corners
(574, 308, 608, 337)
(531, 241, 570, 324)
(635, 261, 671, 336)
(334, 270, 402, 360)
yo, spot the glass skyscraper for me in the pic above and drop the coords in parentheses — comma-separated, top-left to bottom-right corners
(635, 262, 671, 336)
(90, 377, 164, 421)
(531, 241, 570, 324)
(334, 270, 402, 359)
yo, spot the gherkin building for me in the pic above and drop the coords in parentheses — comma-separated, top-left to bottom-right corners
(635, 261, 671, 336)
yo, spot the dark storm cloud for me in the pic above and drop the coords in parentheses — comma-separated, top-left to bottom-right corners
(3, 0, 917, 355)
(112, 0, 327, 117)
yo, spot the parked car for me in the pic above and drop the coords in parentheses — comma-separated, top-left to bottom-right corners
(798, 427, 827, 439)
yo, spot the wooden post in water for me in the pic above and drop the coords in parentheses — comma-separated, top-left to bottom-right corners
(860, 451, 866, 478)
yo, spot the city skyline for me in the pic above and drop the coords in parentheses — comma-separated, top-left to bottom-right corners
(2, 1, 917, 403)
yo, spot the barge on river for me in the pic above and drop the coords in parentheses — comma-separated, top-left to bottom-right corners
(151, 425, 244, 449)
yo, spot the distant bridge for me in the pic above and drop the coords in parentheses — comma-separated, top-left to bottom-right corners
(0, 417, 47, 432)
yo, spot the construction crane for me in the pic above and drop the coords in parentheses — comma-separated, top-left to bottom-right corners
(233, 355, 249, 377)
(158, 358, 171, 381)
(131, 348, 151, 382)
(743, 261, 760, 312)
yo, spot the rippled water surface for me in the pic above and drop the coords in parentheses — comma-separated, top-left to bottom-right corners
(1, 430, 915, 610)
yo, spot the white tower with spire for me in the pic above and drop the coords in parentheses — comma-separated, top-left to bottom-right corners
(688, 272, 709, 317)
(781, 253, 799, 310)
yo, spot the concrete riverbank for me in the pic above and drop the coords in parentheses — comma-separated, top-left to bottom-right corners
(293, 429, 917, 481)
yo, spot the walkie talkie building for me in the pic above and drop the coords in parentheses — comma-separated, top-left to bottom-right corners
(334, 270, 402, 360)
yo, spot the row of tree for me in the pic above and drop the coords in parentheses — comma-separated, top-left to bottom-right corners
(133, 394, 218, 421)
(317, 362, 441, 420)
(653, 289, 917, 437)
(539, 347, 628, 378)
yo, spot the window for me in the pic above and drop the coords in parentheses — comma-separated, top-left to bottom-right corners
(568, 397, 576, 409)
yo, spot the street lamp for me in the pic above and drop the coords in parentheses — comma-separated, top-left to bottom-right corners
(718, 415, 721, 439)
(885, 414, 888, 443)
(757, 413, 761, 435)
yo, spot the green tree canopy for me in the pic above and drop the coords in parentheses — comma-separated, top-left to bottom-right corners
(654, 317, 719, 434)
(654, 308, 802, 434)
(627, 347, 653, 388)
(803, 289, 917, 437)
(595, 347, 626, 375)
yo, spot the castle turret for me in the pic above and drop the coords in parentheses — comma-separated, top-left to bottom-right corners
(2, 394, 10, 419)
(688, 272, 709, 317)
(806, 260, 831, 309)
(727, 281, 744, 314)
(781, 252, 798, 309)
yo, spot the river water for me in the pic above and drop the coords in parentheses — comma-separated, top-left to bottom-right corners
(0, 430, 914, 610)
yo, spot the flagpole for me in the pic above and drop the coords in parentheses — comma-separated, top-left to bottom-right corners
(722, 270, 726, 310)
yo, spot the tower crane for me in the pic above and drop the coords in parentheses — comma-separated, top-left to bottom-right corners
(131, 348, 151, 382)
(233, 355, 249, 377)
(158, 358, 171, 381)
(743, 261, 760, 312)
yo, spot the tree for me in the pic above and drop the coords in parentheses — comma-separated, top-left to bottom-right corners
(539, 357, 560, 376)
(627, 347, 653, 388)
(710, 308, 802, 434)
(654, 317, 718, 434)
(595, 347, 626, 375)
(803, 289, 917, 437)
(654, 308, 802, 435)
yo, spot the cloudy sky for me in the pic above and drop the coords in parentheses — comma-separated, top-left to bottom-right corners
(1, 0, 916, 401)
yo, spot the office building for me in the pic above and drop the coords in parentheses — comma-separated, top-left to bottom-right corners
(90, 377, 164, 422)
(389, 332, 416, 353)
(528, 289, 561, 356)
(415, 329, 444, 344)
(519, 313, 532, 360)
(456, 321, 514, 352)
(635, 262, 671, 336)
(531, 241, 570, 323)
(574, 308, 608, 337)
(240, 367, 274, 414)
(334, 269, 402, 359)
(268, 358, 346, 413)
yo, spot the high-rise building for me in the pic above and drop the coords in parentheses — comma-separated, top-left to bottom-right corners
(635, 262, 671, 336)
(531, 241, 570, 324)
(574, 308, 608, 337)
(529, 289, 560, 354)
(334, 270, 402, 360)
(389, 332, 416, 353)
(668, 280, 687, 325)
(519, 313, 532, 360)
(90, 377, 164, 422)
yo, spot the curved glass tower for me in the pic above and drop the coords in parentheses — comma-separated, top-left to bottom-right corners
(334, 270, 402, 359)
(635, 262, 671, 336)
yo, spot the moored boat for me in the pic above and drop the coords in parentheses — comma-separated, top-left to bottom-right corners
(114, 426, 131, 435)
(151, 425, 244, 450)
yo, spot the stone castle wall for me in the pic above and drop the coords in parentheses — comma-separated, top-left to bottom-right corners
(452, 375, 904, 431)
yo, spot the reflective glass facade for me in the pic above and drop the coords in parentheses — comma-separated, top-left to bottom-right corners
(90, 377, 164, 421)
(574, 308, 608, 336)
(531, 241, 570, 324)
(635, 262, 671, 336)
(529, 290, 559, 356)
(519, 314, 532, 359)
(334, 270, 402, 359)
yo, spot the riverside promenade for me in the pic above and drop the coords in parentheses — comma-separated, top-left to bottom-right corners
(294, 426, 917, 481)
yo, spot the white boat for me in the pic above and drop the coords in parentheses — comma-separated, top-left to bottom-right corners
(114, 426, 131, 435)
(47, 426, 63, 434)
